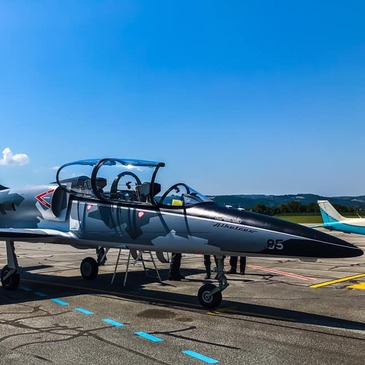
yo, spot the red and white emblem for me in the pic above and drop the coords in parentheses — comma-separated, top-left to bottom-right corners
(35, 189, 55, 209)
(137, 210, 145, 219)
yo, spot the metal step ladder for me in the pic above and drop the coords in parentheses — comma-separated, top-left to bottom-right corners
(111, 249, 162, 286)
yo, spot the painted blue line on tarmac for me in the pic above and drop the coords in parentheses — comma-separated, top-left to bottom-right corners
(182, 350, 219, 364)
(134, 332, 163, 342)
(34, 291, 47, 297)
(20, 286, 32, 291)
(75, 308, 94, 315)
(51, 298, 69, 306)
(102, 318, 125, 327)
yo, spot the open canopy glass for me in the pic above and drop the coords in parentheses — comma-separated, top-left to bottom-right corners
(56, 158, 211, 207)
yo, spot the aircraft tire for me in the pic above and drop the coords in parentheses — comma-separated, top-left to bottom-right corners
(198, 283, 222, 309)
(80, 257, 99, 280)
(1, 265, 20, 290)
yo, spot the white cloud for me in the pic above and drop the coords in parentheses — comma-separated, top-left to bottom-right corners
(0, 147, 30, 166)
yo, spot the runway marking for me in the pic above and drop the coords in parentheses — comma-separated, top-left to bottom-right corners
(17, 281, 222, 363)
(19, 286, 33, 291)
(347, 282, 365, 290)
(103, 318, 125, 327)
(247, 264, 315, 281)
(75, 307, 94, 315)
(34, 291, 48, 297)
(310, 273, 365, 288)
(21, 278, 294, 322)
(51, 298, 69, 306)
(22, 278, 203, 308)
(182, 350, 219, 364)
(134, 332, 163, 342)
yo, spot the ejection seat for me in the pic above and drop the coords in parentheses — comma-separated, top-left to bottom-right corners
(136, 182, 161, 203)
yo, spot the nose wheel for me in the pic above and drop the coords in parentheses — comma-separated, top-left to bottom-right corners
(198, 283, 222, 308)
(197, 255, 228, 309)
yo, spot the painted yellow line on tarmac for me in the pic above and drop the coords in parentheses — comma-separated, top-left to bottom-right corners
(348, 282, 365, 290)
(310, 273, 365, 289)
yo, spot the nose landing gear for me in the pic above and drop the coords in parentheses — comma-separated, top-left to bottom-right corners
(197, 256, 228, 309)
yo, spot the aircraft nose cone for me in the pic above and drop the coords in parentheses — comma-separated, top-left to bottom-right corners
(351, 246, 364, 257)
(189, 204, 363, 259)
(224, 208, 363, 258)
(282, 235, 363, 258)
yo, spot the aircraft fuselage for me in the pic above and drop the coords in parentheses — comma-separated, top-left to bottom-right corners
(0, 186, 362, 259)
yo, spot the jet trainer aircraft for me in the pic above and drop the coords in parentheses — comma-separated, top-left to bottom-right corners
(318, 199, 365, 235)
(0, 158, 363, 308)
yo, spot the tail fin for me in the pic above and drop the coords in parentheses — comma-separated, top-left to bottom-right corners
(317, 200, 346, 223)
(0, 184, 9, 191)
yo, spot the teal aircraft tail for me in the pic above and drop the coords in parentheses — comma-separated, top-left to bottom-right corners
(317, 200, 346, 223)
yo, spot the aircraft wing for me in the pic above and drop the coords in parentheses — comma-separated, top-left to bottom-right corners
(0, 228, 75, 243)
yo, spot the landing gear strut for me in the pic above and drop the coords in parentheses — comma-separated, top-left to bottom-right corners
(1, 241, 20, 290)
(96, 246, 108, 266)
(197, 256, 228, 309)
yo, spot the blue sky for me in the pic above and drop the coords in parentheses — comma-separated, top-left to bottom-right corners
(0, 1, 364, 196)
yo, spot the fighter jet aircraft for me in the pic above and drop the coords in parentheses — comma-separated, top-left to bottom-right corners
(0, 158, 363, 308)
(318, 199, 365, 235)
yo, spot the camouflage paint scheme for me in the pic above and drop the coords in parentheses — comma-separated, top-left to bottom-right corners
(0, 158, 362, 259)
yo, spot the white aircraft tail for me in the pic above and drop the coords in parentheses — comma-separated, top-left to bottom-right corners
(317, 200, 346, 223)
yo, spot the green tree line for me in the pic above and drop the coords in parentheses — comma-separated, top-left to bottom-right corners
(250, 202, 358, 216)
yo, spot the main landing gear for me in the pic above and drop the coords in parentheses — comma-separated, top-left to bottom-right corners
(197, 256, 229, 309)
(1, 241, 20, 290)
(80, 247, 109, 280)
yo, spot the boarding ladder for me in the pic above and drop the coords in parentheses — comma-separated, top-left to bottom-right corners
(111, 249, 162, 286)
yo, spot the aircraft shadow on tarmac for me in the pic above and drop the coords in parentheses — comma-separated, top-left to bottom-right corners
(1, 268, 365, 333)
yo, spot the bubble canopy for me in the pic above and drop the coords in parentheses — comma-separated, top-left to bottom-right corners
(56, 158, 164, 202)
(56, 158, 211, 207)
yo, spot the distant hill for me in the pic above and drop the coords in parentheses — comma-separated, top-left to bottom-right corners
(210, 194, 365, 210)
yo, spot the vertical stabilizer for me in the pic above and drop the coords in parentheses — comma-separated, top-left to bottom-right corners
(318, 200, 346, 223)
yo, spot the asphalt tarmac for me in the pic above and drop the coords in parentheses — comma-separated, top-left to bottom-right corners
(0, 229, 364, 364)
